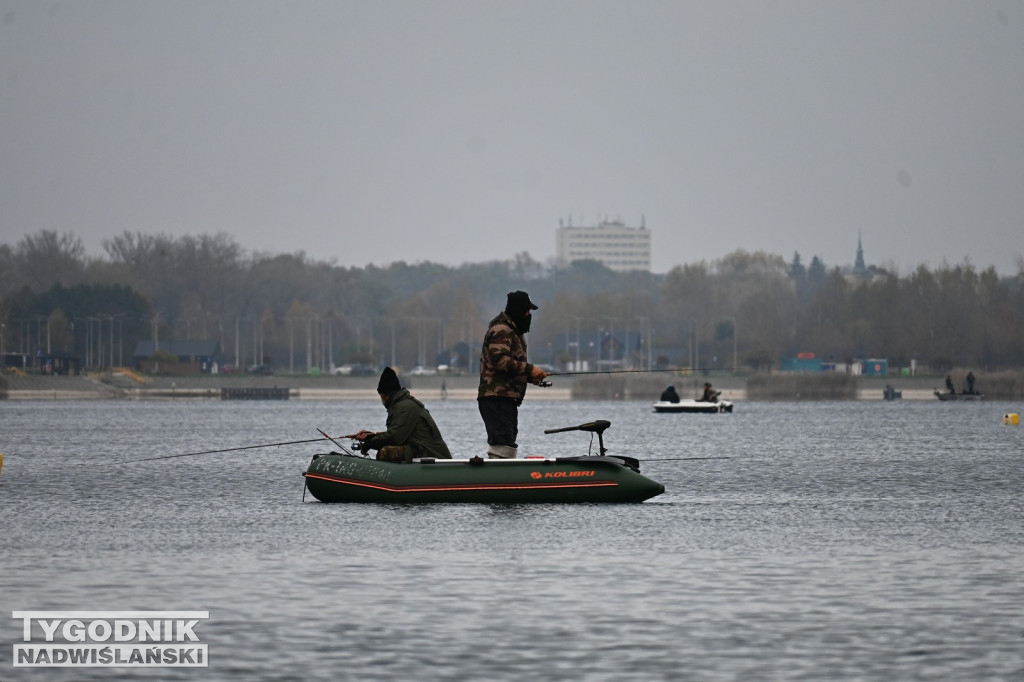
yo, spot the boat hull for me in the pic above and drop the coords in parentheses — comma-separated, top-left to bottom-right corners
(652, 400, 733, 413)
(303, 454, 665, 503)
(934, 391, 984, 401)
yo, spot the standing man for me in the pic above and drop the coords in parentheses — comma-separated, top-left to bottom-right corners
(352, 367, 452, 462)
(477, 291, 548, 458)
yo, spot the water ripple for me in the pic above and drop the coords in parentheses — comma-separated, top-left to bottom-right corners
(2, 399, 1022, 680)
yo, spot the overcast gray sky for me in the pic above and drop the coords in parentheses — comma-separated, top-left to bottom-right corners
(2, 1, 1022, 274)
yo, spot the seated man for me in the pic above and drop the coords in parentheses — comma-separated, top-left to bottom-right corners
(698, 382, 721, 403)
(660, 385, 681, 403)
(352, 367, 452, 462)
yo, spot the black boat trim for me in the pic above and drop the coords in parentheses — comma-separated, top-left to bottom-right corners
(555, 455, 641, 472)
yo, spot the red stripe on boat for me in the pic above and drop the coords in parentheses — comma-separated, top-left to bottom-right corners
(303, 472, 619, 493)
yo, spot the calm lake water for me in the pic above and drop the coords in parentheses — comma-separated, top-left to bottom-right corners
(2, 397, 1023, 681)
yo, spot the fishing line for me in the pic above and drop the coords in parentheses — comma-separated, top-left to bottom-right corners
(642, 456, 734, 461)
(124, 436, 330, 463)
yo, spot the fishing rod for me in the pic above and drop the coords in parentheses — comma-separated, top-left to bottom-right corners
(125, 436, 330, 463)
(545, 367, 734, 377)
(317, 428, 363, 458)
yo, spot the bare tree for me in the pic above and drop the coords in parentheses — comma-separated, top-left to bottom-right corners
(14, 230, 87, 292)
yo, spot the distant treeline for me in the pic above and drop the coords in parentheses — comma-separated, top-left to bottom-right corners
(2, 230, 1023, 373)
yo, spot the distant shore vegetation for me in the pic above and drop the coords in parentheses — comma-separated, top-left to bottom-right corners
(2, 230, 1024, 374)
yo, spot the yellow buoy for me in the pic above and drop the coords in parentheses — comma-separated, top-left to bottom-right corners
(1004, 413, 1020, 425)
(0, 452, 4, 476)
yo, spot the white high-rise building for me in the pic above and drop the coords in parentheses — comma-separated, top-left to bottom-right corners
(556, 218, 651, 272)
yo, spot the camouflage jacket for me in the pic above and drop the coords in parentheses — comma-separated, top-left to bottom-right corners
(364, 388, 452, 459)
(477, 311, 533, 404)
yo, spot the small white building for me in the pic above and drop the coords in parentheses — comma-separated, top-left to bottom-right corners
(556, 218, 651, 272)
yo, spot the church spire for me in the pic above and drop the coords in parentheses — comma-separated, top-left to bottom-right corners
(853, 230, 867, 276)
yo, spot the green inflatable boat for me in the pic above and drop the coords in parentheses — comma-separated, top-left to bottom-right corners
(303, 420, 665, 504)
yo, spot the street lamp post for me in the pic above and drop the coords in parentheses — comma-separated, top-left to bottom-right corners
(688, 318, 699, 372)
(650, 323, 654, 370)
(725, 316, 738, 373)
(288, 317, 294, 373)
(635, 316, 651, 371)
(101, 315, 115, 369)
(720, 313, 737, 372)
(603, 317, 615, 368)
(570, 316, 581, 369)
(35, 316, 46, 357)
(93, 317, 103, 369)
(390, 319, 396, 368)
(86, 317, 101, 369)
(438, 318, 445, 366)
(305, 317, 312, 373)
(84, 319, 91, 369)
(254, 317, 261, 367)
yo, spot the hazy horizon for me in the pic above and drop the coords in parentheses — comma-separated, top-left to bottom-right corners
(3, 1, 1022, 275)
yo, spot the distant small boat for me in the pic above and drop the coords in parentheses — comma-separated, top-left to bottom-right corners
(652, 399, 733, 414)
(883, 385, 902, 400)
(934, 390, 984, 401)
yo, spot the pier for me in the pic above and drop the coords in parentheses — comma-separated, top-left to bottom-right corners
(220, 387, 291, 400)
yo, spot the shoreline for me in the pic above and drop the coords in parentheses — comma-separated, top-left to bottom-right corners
(1, 386, 950, 402)
(0, 387, 576, 401)
(0, 372, 982, 402)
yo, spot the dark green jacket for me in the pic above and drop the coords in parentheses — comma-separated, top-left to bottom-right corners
(364, 388, 452, 459)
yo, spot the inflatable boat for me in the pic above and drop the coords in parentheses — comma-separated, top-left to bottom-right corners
(651, 399, 733, 413)
(302, 420, 664, 504)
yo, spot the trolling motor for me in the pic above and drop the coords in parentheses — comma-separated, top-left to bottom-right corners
(543, 419, 642, 472)
(543, 420, 611, 456)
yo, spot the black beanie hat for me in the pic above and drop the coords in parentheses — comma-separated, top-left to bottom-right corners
(377, 366, 401, 395)
(505, 290, 538, 333)
(505, 290, 538, 316)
